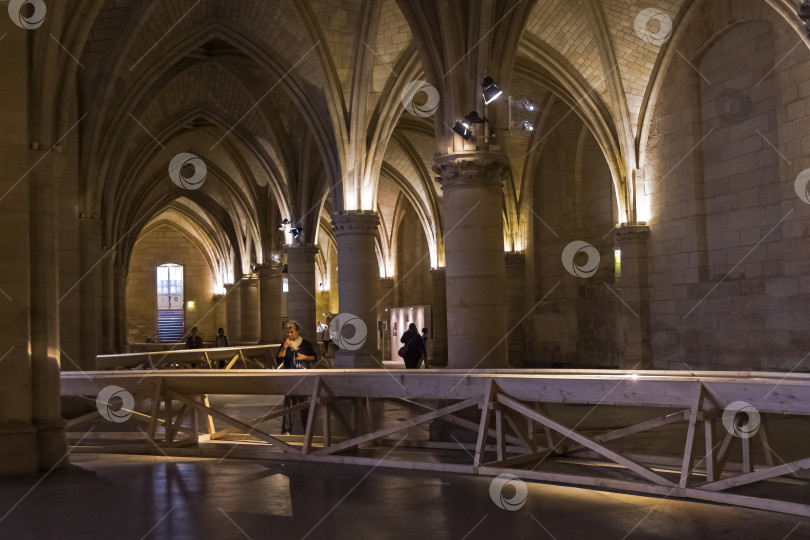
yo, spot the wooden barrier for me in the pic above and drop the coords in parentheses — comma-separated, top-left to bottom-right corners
(62, 368, 810, 517)
(94, 344, 281, 370)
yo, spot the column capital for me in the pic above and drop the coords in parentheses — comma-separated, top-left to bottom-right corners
(614, 224, 651, 244)
(505, 252, 526, 266)
(283, 244, 320, 256)
(256, 261, 283, 277)
(331, 211, 379, 235)
(433, 151, 509, 190)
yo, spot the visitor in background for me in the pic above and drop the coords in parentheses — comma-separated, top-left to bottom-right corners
(418, 327, 430, 369)
(215, 328, 230, 348)
(185, 326, 203, 349)
(323, 315, 335, 358)
(401, 322, 425, 369)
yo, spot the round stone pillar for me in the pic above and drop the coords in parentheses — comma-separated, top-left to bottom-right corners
(331, 212, 381, 368)
(434, 153, 508, 369)
(225, 283, 242, 343)
(78, 216, 102, 370)
(378, 277, 395, 361)
(240, 274, 260, 342)
(284, 245, 319, 343)
(29, 150, 68, 469)
(430, 268, 448, 367)
(258, 262, 283, 344)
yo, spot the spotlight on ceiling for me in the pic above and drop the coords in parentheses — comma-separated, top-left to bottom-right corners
(521, 99, 536, 112)
(521, 120, 535, 132)
(452, 121, 473, 141)
(801, 1, 810, 37)
(482, 76, 503, 105)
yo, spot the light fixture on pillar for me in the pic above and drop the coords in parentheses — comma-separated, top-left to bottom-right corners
(452, 111, 483, 142)
(290, 226, 302, 239)
(279, 218, 290, 231)
(452, 121, 472, 141)
(800, 1, 810, 37)
(482, 76, 503, 105)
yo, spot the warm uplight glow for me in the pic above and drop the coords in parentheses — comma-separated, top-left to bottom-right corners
(186, 301, 196, 309)
(614, 249, 622, 278)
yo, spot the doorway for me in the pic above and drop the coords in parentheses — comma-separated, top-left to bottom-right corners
(157, 263, 184, 342)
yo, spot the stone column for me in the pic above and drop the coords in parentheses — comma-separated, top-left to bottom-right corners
(240, 274, 260, 342)
(434, 153, 508, 369)
(225, 283, 242, 343)
(29, 149, 68, 469)
(284, 245, 319, 343)
(258, 262, 283, 344)
(331, 212, 381, 368)
(614, 224, 652, 369)
(378, 278, 394, 361)
(214, 294, 227, 334)
(113, 264, 128, 353)
(505, 253, 527, 367)
(100, 255, 115, 353)
(429, 268, 448, 367)
(78, 216, 102, 370)
(0, 152, 37, 474)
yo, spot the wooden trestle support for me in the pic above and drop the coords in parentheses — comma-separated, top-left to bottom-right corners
(62, 369, 810, 517)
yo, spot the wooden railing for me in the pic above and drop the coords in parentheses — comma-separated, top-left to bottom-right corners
(61, 369, 810, 517)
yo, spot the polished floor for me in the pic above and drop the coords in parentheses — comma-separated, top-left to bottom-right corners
(1, 453, 809, 540)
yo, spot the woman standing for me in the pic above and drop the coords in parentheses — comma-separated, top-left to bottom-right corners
(276, 320, 317, 434)
(400, 323, 426, 369)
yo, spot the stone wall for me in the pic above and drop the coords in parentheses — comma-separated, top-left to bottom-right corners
(529, 103, 618, 368)
(396, 205, 433, 308)
(643, 4, 810, 371)
(125, 224, 220, 343)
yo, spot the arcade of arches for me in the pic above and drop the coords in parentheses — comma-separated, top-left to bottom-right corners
(2, 0, 810, 476)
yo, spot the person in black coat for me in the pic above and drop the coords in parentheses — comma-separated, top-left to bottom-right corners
(400, 323, 426, 369)
(276, 320, 317, 434)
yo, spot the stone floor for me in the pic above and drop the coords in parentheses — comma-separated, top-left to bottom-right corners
(1, 453, 809, 540)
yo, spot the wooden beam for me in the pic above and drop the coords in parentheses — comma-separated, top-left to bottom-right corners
(146, 379, 164, 442)
(317, 398, 480, 456)
(497, 393, 675, 487)
(164, 388, 297, 453)
(388, 398, 523, 447)
(474, 381, 497, 469)
(210, 401, 311, 440)
(679, 385, 704, 488)
(700, 457, 810, 492)
(302, 377, 321, 455)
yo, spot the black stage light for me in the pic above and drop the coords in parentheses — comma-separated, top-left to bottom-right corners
(482, 76, 503, 105)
